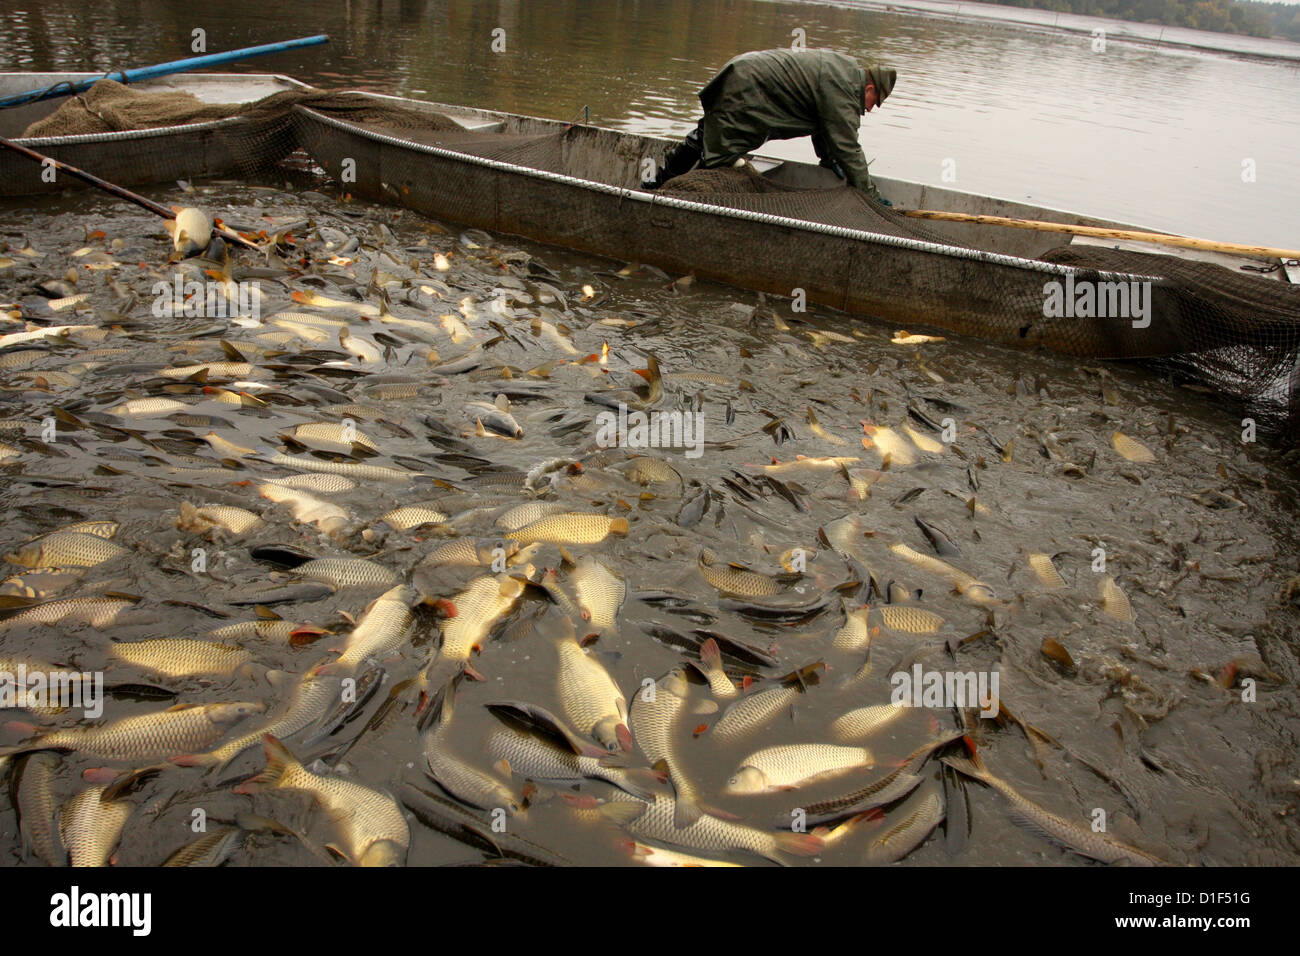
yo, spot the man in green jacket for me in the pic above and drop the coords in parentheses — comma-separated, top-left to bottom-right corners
(642, 49, 897, 203)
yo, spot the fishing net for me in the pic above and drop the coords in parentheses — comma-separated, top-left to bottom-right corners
(19, 81, 1300, 427)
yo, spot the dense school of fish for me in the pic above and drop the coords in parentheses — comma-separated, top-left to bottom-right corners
(0, 181, 1295, 867)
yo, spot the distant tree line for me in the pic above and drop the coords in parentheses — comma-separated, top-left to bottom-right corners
(991, 0, 1300, 39)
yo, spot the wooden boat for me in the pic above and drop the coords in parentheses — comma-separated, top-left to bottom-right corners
(0, 72, 309, 199)
(2, 72, 1294, 368)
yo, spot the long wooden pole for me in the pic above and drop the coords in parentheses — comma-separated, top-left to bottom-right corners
(0, 136, 258, 249)
(902, 208, 1300, 261)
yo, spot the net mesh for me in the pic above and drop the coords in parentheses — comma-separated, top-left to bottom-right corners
(22, 81, 1300, 426)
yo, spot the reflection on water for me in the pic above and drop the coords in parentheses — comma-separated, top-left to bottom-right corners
(0, 0, 1297, 245)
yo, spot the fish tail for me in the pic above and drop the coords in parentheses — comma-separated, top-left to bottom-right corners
(596, 799, 648, 826)
(233, 734, 299, 794)
(614, 766, 666, 800)
(699, 637, 723, 675)
(774, 831, 825, 859)
(940, 751, 993, 784)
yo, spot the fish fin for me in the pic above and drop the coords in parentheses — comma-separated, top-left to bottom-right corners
(939, 752, 992, 785)
(690, 700, 718, 716)
(232, 734, 298, 794)
(492, 758, 512, 778)
(596, 800, 647, 826)
(773, 831, 825, 859)
(494, 394, 509, 412)
(608, 517, 630, 536)
(699, 637, 723, 674)
(612, 767, 664, 800)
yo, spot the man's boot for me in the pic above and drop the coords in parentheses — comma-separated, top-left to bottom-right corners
(642, 123, 704, 190)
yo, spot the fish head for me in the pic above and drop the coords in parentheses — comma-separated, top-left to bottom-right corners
(359, 839, 407, 867)
(594, 717, 633, 754)
(725, 766, 768, 795)
(5, 543, 43, 568)
(206, 701, 267, 726)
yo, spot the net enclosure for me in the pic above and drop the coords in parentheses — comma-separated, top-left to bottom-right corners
(21, 79, 1300, 425)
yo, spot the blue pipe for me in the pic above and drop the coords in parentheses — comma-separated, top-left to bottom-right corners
(0, 35, 329, 110)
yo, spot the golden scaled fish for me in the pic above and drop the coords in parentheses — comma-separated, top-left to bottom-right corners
(763, 455, 860, 477)
(378, 505, 448, 531)
(709, 664, 822, 743)
(1027, 552, 1067, 589)
(108, 397, 188, 417)
(162, 827, 243, 867)
(60, 786, 131, 867)
(159, 362, 252, 381)
(420, 574, 525, 692)
(1112, 431, 1156, 463)
(887, 542, 998, 607)
(861, 424, 916, 466)
(495, 501, 567, 531)
(0, 595, 137, 630)
(266, 453, 415, 483)
(292, 421, 379, 451)
(690, 638, 737, 701)
(258, 483, 348, 534)
(14, 752, 64, 865)
(726, 742, 874, 794)
(236, 735, 408, 866)
(5, 532, 128, 568)
(1099, 575, 1134, 622)
(832, 604, 873, 651)
(205, 617, 327, 646)
(317, 585, 413, 677)
(629, 667, 714, 828)
(862, 773, 945, 864)
(623, 842, 742, 867)
(295, 558, 399, 589)
(891, 330, 946, 345)
(830, 704, 908, 742)
(56, 520, 118, 539)
(875, 604, 946, 635)
(565, 554, 626, 631)
(420, 537, 522, 569)
(698, 550, 780, 598)
(5, 701, 264, 763)
(903, 424, 946, 455)
(555, 635, 632, 753)
(290, 289, 381, 316)
(109, 639, 252, 678)
(176, 502, 263, 536)
(422, 689, 520, 815)
(505, 513, 629, 546)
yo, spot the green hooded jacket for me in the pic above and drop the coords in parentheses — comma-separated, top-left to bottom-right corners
(696, 49, 873, 189)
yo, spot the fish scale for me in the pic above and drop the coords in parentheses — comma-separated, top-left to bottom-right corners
(327, 585, 412, 674)
(864, 780, 945, 863)
(628, 669, 703, 826)
(568, 556, 626, 630)
(710, 685, 802, 742)
(14, 752, 62, 865)
(876, 604, 945, 635)
(556, 638, 630, 752)
(7, 532, 128, 568)
(21, 702, 262, 762)
(195, 673, 342, 766)
(59, 786, 131, 867)
(109, 639, 251, 677)
(296, 558, 398, 589)
(484, 726, 651, 797)
(0, 595, 135, 629)
(505, 513, 628, 545)
(830, 704, 907, 742)
(729, 743, 873, 792)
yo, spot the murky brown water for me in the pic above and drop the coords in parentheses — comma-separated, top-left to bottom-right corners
(1, 169, 1299, 866)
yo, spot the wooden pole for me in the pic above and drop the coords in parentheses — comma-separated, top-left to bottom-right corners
(902, 208, 1300, 261)
(0, 136, 258, 249)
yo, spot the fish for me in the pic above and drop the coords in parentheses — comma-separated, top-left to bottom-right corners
(59, 786, 131, 866)
(1028, 552, 1067, 589)
(691, 638, 737, 700)
(891, 331, 945, 345)
(266, 453, 415, 483)
(165, 207, 212, 256)
(466, 395, 523, 438)
(484, 718, 658, 799)
(628, 667, 712, 827)
(862, 773, 945, 864)
(888, 542, 997, 607)
(832, 604, 872, 651)
(420, 574, 525, 693)
(495, 501, 567, 531)
(829, 704, 908, 742)
(176, 502, 263, 536)
(291, 421, 380, 451)
(578, 793, 821, 865)
(379, 505, 448, 530)
(422, 688, 519, 815)
(914, 516, 961, 559)
(505, 513, 629, 545)
(109, 639, 252, 678)
(206, 618, 326, 646)
(876, 604, 946, 635)
(726, 743, 874, 794)
(108, 397, 187, 417)
(235, 735, 408, 866)
(263, 472, 357, 494)
(807, 406, 847, 445)
(258, 483, 348, 534)
(420, 538, 520, 569)
(709, 664, 822, 743)
(159, 362, 253, 380)
(616, 457, 683, 486)
(1112, 431, 1156, 463)
(13, 751, 64, 865)
(698, 550, 780, 597)
(290, 289, 381, 316)
(904, 425, 946, 455)
(5, 532, 128, 568)
(555, 635, 632, 753)
(295, 558, 399, 589)
(1099, 575, 1134, 622)
(0, 595, 137, 630)
(565, 554, 626, 630)
(161, 827, 243, 867)
(941, 752, 1164, 865)
(623, 842, 742, 867)
(861, 424, 916, 466)
(5, 701, 264, 762)
(317, 585, 413, 676)
(173, 670, 343, 768)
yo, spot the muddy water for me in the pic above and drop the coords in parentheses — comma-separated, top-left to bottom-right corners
(1, 176, 1298, 866)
